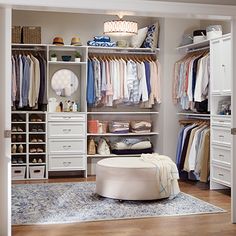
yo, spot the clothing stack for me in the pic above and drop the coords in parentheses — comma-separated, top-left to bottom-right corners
(111, 138, 153, 155)
(176, 122, 210, 182)
(87, 56, 161, 108)
(87, 36, 116, 47)
(11, 53, 47, 110)
(130, 121, 151, 133)
(172, 51, 210, 112)
(109, 121, 129, 133)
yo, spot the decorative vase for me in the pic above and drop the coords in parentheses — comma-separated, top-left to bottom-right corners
(75, 58, 81, 63)
(51, 57, 57, 62)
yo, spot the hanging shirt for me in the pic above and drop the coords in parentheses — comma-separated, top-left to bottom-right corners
(11, 56, 17, 106)
(21, 55, 30, 107)
(87, 59, 95, 105)
(18, 54, 23, 108)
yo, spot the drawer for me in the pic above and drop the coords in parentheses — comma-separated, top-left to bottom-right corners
(211, 164, 231, 187)
(49, 139, 86, 154)
(48, 113, 86, 122)
(211, 116, 231, 127)
(49, 155, 85, 171)
(48, 123, 85, 138)
(211, 145, 231, 166)
(211, 126, 232, 146)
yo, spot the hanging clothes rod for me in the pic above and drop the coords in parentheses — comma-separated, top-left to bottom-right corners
(88, 51, 157, 55)
(187, 46, 210, 53)
(12, 48, 46, 51)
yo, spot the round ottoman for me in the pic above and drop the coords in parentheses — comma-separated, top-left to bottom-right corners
(96, 157, 164, 200)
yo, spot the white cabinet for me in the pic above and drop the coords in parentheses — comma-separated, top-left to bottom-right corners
(48, 113, 87, 175)
(210, 35, 231, 95)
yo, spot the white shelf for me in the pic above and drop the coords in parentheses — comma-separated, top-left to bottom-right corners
(11, 163, 27, 166)
(28, 122, 46, 124)
(49, 61, 86, 65)
(176, 39, 210, 52)
(28, 153, 46, 155)
(11, 132, 26, 134)
(11, 153, 27, 155)
(29, 132, 46, 134)
(12, 122, 26, 124)
(87, 154, 142, 158)
(12, 142, 27, 145)
(211, 114, 231, 118)
(177, 112, 210, 117)
(87, 111, 159, 115)
(88, 46, 159, 52)
(29, 163, 46, 165)
(87, 132, 159, 136)
(28, 142, 46, 144)
(12, 43, 48, 47)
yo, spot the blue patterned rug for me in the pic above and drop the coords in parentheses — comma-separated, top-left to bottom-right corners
(12, 182, 226, 225)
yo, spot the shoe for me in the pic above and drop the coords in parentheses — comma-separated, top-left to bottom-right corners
(12, 118, 17, 122)
(17, 127, 23, 132)
(12, 158, 17, 164)
(17, 135, 23, 142)
(12, 127, 17, 132)
(38, 158, 43, 163)
(32, 158, 37, 163)
(30, 148, 37, 153)
(31, 128, 37, 132)
(11, 144, 17, 153)
(36, 118, 42, 122)
(37, 138, 43, 143)
(18, 158, 23, 164)
(18, 144, 24, 153)
(12, 135, 17, 142)
(36, 148, 44, 153)
(31, 138, 37, 143)
(18, 118, 23, 122)
(38, 128, 44, 132)
(31, 118, 37, 122)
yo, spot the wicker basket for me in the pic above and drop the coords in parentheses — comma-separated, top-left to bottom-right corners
(12, 26, 22, 44)
(22, 26, 41, 44)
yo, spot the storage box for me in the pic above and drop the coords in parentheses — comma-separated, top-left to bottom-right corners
(22, 26, 41, 44)
(12, 26, 22, 44)
(88, 120, 99, 133)
(12, 166, 26, 180)
(29, 165, 45, 179)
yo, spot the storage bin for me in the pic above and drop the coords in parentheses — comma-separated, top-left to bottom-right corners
(193, 30, 206, 43)
(206, 25, 222, 40)
(109, 121, 130, 133)
(22, 26, 41, 44)
(88, 120, 99, 133)
(12, 166, 26, 180)
(12, 26, 22, 44)
(29, 165, 45, 179)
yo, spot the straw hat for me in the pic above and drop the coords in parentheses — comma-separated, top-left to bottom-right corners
(71, 37, 82, 46)
(53, 37, 64, 46)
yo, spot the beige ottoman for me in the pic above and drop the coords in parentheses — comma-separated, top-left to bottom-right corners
(96, 157, 170, 200)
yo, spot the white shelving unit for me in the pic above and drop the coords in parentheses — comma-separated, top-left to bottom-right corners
(176, 39, 210, 52)
(11, 111, 48, 180)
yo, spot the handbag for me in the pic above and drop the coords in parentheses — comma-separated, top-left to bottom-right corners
(97, 138, 110, 155)
(88, 138, 96, 155)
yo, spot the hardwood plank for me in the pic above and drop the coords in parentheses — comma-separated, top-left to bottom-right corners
(12, 179, 236, 236)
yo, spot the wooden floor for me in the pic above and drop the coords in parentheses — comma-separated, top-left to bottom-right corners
(12, 177, 236, 236)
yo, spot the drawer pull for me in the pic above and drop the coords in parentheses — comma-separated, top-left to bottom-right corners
(218, 135, 224, 138)
(63, 116, 72, 120)
(62, 129, 71, 133)
(218, 120, 225, 123)
(63, 161, 72, 167)
(218, 173, 224, 177)
(63, 145, 72, 150)
(218, 154, 224, 158)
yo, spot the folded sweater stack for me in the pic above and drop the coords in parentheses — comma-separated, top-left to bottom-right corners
(131, 121, 152, 133)
(87, 36, 116, 47)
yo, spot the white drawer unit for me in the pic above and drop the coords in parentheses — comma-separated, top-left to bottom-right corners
(211, 164, 231, 187)
(211, 145, 231, 166)
(49, 155, 85, 171)
(211, 116, 231, 127)
(211, 126, 232, 147)
(49, 139, 86, 155)
(48, 112, 86, 122)
(48, 122, 86, 138)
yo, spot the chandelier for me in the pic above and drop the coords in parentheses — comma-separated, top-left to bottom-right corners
(104, 16, 138, 37)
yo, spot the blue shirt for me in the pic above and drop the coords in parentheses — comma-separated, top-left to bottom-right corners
(144, 61, 151, 96)
(87, 60, 95, 105)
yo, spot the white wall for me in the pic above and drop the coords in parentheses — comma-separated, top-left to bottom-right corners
(151, 0, 236, 5)
(12, 10, 157, 45)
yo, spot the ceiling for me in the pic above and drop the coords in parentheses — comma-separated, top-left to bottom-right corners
(149, 0, 236, 5)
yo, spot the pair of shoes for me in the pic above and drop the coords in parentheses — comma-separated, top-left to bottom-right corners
(12, 118, 23, 122)
(11, 144, 24, 153)
(12, 134, 17, 142)
(31, 138, 43, 143)
(31, 118, 43, 122)
(30, 148, 44, 153)
(32, 158, 43, 163)
(12, 134, 23, 142)
(30, 127, 44, 132)
(11, 144, 17, 153)
(12, 126, 24, 132)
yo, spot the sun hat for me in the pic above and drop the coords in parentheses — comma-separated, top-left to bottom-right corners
(71, 37, 82, 46)
(53, 37, 64, 45)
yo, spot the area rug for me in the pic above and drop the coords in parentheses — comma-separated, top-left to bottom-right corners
(12, 182, 226, 225)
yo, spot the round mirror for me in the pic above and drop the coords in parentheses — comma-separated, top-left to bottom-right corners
(51, 69, 79, 97)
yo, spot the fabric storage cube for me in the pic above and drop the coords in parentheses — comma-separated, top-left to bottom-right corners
(29, 165, 45, 179)
(12, 166, 26, 180)
(131, 121, 152, 133)
(88, 120, 99, 133)
(12, 26, 22, 44)
(22, 26, 41, 44)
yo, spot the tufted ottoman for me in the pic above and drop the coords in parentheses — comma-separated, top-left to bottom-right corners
(96, 157, 171, 200)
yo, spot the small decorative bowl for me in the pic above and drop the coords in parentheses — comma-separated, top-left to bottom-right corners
(61, 55, 72, 61)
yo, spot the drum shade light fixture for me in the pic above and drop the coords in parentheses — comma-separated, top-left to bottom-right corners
(104, 15, 138, 37)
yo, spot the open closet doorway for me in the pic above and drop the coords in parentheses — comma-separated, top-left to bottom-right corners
(1, 1, 236, 236)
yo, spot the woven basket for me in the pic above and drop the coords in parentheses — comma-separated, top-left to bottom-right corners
(12, 26, 22, 44)
(22, 26, 41, 44)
